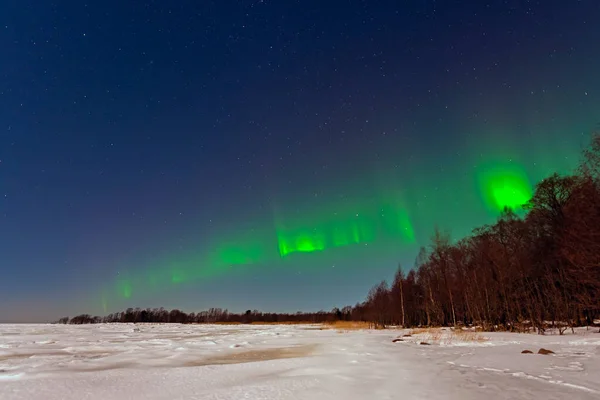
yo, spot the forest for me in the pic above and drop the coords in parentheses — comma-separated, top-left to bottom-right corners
(61, 133, 600, 334)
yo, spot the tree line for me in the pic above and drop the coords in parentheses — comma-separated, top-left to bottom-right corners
(59, 133, 600, 333)
(59, 307, 359, 325)
(361, 132, 600, 333)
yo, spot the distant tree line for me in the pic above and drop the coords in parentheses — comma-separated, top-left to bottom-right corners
(57, 307, 358, 325)
(59, 133, 600, 334)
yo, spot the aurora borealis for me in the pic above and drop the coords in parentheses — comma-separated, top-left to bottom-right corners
(98, 193, 419, 310)
(1, 1, 599, 321)
(477, 162, 533, 213)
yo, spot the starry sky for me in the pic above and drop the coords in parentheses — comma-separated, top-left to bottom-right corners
(1, 1, 599, 322)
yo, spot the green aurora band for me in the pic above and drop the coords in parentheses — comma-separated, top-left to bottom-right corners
(98, 195, 418, 309)
(96, 159, 543, 312)
(275, 201, 415, 257)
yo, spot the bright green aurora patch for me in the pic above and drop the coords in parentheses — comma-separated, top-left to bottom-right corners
(477, 162, 533, 212)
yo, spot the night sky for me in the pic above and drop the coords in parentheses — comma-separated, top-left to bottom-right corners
(1, 1, 599, 322)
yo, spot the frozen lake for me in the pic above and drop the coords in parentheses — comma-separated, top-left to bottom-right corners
(1, 323, 599, 399)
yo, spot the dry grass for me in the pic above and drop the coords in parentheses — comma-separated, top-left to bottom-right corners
(197, 321, 485, 343)
(406, 327, 487, 344)
(207, 321, 370, 330)
(408, 328, 443, 342)
(322, 321, 373, 332)
(409, 328, 434, 335)
(210, 321, 318, 326)
(453, 329, 487, 342)
(250, 321, 318, 325)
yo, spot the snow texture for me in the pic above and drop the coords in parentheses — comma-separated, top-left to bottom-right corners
(1, 324, 599, 399)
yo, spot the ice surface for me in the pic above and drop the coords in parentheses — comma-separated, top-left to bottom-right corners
(1, 324, 599, 399)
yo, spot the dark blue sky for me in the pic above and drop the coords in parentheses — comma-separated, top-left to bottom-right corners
(1, 1, 599, 321)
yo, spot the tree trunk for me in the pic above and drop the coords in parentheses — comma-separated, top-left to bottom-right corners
(400, 279, 406, 327)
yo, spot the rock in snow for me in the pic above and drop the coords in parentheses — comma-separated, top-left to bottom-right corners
(538, 348, 555, 355)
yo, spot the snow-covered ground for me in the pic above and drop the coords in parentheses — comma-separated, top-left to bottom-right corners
(1, 324, 599, 399)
